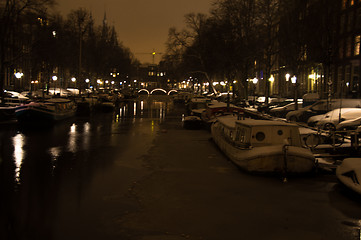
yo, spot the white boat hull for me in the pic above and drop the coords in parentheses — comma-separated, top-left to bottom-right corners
(211, 122, 315, 173)
(336, 158, 361, 195)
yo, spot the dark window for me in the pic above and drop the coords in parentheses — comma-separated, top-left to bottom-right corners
(256, 132, 265, 141)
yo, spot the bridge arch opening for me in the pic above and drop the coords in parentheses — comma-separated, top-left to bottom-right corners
(138, 89, 150, 95)
(168, 90, 178, 95)
(150, 88, 167, 95)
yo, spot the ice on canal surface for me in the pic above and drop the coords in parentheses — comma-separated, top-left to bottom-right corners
(1, 97, 361, 240)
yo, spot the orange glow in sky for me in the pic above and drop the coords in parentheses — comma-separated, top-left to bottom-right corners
(54, 0, 212, 64)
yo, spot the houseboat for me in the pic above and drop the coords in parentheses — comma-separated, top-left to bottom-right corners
(211, 116, 316, 174)
(15, 98, 76, 123)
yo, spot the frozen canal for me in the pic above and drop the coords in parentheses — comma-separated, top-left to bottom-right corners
(1, 96, 361, 240)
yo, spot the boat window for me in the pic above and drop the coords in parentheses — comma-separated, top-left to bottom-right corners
(277, 130, 283, 136)
(235, 127, 247, 143)
(255, 132, 265, 141)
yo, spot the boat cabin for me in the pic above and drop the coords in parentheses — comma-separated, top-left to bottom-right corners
(218, 118, 302, 148)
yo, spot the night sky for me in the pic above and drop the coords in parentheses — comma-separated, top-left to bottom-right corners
(54, 0, 213, 64)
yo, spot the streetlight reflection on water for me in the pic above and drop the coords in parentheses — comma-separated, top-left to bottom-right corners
(10, 99, 171, 185)
(12, 133, 25, 183)
(68, 123, 77, 153)
(115, 99, 168, 122)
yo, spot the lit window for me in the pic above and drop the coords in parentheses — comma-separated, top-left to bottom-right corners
(354, 35, 360, 56)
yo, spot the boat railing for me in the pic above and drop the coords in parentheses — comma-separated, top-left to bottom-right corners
(303, 128, 360, 151)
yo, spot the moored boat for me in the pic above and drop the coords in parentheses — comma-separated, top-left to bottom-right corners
(0, 105, 17, 122)
(0, 93, 30, 122)
(15, 98, 76, 123)
(182, 115, 203, 129)
(211, 116, 315, 174)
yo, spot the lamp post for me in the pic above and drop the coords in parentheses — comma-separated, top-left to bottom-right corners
(71, 77, 76, 89)
(85, 78, 90, 92)
(252, 78, 258, 107)
(14, 71, 23, 91)
(291, 75, 298, 110)
(30, 80, 38, 92)
(285, 73, 290, 97)
(52, 75, 57, 95)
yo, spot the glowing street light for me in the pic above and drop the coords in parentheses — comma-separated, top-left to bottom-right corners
(252, 78, 258, 107)
(14, 72, 24, 79)
(52, 76, 58, 95)
(291, 75, 297, 84)
(291, 75, 298, 110)
(269, 75, 274, 83)
(285, 73, 290, 82)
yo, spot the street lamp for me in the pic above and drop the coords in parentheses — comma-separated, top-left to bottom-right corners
(30, 80, 38, 92)
(14, 72, 23, 79)
(71, 77, 76, 89)
(14, 72, 24, 90)
(291, 75, 298, 110)
(52, 75, 57, 95)
(269, 75, 274, 98)
(252, 78, 258, 107)
(285, 73, 290, 82)
(291, 75, 297, 84)
(85, 78, 90, 91)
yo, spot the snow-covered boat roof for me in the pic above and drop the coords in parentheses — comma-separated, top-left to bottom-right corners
(207, 102, 239, 108)
(45, 98, 73, 103)
(190, 97, 211, 103)
(217, 115, 238, 128)
(236, 119, 297, 127)
(217, 116, 297, 129)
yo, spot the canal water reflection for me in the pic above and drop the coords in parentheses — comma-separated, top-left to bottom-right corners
(0, 96, 175, 240)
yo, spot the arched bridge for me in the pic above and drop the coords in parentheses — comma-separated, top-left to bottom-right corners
(138, 88, 178, 96)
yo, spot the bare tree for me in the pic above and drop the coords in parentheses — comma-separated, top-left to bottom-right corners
(164, 13, 218, 94)
(0, 0, 54, 95)
(211, 0, 258, 99)
(256, 0, 280, 103)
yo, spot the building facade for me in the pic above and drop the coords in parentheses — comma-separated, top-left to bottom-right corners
(336, 0, 361, 98)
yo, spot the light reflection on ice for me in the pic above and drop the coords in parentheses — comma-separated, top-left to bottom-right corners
(119, 106, 123, 118)
(67, 123, 77, 153)
(82, 122, 91, 150)
(112, 99, 170, 121)
(140, 101, 144, 115)
(12, 133, 25, 182)
(48, 146, 61, 173)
